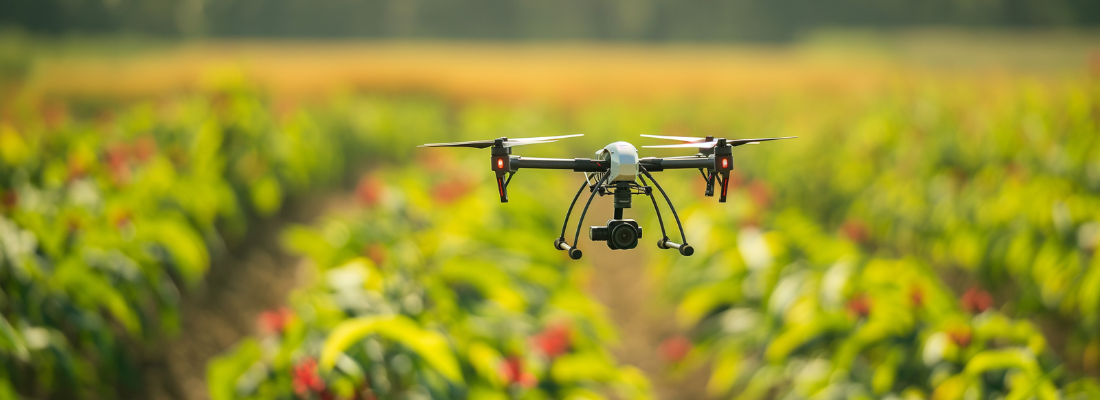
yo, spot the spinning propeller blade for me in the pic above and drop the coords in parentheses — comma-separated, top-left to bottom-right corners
(419, 134, 583, 148)
(640, 134, 710, 142)
(642, 136, 797, 148)
(504, 139, 557, 147)
(511, 134, 584, 141)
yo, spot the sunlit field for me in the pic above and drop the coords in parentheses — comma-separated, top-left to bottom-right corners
(1, 32, 1099, 400)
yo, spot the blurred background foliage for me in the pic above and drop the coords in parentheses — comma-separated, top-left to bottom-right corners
(1, 0, 1099, 40)
(1, 2, 1100, 400)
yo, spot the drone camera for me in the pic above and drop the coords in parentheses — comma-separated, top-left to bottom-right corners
(590, 219, 642, 250)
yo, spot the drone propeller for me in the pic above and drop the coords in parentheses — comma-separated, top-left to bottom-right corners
(419, 134, 584, 204)
(640, 134, 712, 143)
(419, 134, 583, 148)
(642, 136, 796, 148)
(641, 135, 797, 203)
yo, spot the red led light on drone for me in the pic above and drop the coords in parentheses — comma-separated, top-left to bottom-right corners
(497, 158, 504, 169)
(721, 158, 729, 169)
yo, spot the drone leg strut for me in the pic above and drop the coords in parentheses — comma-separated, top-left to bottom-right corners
(699, 168, 715, 197)
(637, 174, 669, 240)
(640, 168, 693, 256)
(570, 180, 603, 257)
(555, 179, 589, 260)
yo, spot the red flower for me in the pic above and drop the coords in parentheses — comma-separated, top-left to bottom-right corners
(355, 175, 385, 207)
(258, 308, 293, 335)
(500, 356, 537, 388)
(961, 286, 993, 313)
(846, 293, 872, 318)
(292, 358, 325, 397)
(532, 323, 571, 358)
(658, 335, 692, 363)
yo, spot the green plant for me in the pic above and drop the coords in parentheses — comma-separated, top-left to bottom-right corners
(210, 166, 651, 400)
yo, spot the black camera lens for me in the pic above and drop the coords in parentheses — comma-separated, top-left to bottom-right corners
(589, 226, 609, 241)
(610, 223, 639, 249)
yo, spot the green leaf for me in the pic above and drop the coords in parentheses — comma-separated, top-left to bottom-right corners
(0, 315, 29, 361)
(207, 338, 263, 400)
(707, 344, 742, 396)
(963, 349, 1040, 377)
(550, 352, 618, 383)
(51, 259, 142, 336)
(140, 218, 210, 286)
(468, 342, 505, 387)
(250, 174, 283, 216)
(320, 315, 462, 383)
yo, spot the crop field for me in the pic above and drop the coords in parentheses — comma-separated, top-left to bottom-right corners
(1, 33, 1099, 400)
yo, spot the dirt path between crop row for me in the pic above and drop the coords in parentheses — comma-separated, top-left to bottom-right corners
(583, 201, 711, 400)
(135, 195, 338, 400)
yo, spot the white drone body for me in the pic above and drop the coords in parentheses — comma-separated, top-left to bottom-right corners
(595, 141, 639, 182)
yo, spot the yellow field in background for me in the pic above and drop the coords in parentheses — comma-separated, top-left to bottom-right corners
(12, 30, 1098, 103)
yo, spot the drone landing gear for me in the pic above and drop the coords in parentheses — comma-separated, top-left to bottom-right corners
(555, 179, 595, 260)
(554, 171, 693, 260)
(639, 168, 693, 256)
(698, 168, 731, 203)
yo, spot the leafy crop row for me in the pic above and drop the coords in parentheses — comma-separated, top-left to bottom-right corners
(0, 82, 445, 397)
(209, 166, 650, 400)
(651, 82, 1100, 398)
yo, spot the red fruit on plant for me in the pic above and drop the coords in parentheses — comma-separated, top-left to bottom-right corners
(258, 307, 293, 335)
(355, 175, 385, 206)
(846, 293, 872, 318)
(658, 335, 692, 363)
(961, 286, 993, 313)
(532, 323, 571, 358)
(292, 358, 325, 397)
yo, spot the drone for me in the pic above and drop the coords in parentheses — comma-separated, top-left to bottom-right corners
(419, 134, 795, 260)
